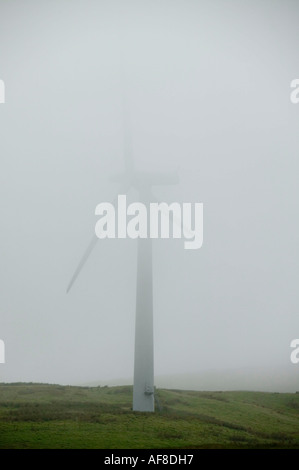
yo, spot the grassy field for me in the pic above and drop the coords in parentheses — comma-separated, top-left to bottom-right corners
(0, 383, 298, 448)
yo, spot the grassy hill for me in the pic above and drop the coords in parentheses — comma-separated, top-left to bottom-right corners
(0, 383, 299, 448)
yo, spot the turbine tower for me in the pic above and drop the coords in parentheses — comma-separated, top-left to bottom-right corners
(66, 98, 178, 412)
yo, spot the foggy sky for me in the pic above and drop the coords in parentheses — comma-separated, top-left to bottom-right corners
(0, 0, 298, 388)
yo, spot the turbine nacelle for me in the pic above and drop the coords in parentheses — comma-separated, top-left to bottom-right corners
(110, 170, 179, 189)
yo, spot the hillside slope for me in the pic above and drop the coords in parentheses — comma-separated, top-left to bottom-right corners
(0, 383, 298, 449)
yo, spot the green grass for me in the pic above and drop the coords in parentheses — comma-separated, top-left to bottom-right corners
(0, 383, 299, 448)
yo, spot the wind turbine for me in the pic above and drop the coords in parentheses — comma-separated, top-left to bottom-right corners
(66, 99, 179, 412)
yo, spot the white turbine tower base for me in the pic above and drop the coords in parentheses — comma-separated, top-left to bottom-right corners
(133, 221, 154, 412)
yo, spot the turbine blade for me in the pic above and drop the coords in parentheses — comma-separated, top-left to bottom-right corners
(119, 58, 135, 177)
(122, 95, 135, 176)
(66, 235, 98, 293)
(67, 185, 132, 293)
(123, 123, 134, 175)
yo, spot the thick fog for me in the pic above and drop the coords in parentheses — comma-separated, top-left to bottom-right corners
(0, 0, 298, 390)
